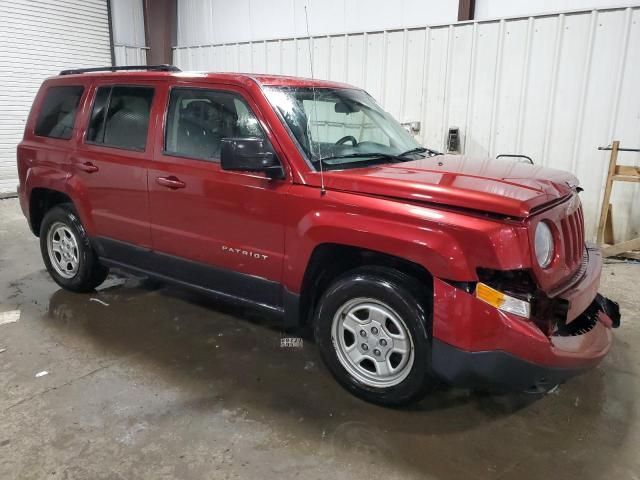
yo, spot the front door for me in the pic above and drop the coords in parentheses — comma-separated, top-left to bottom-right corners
(147, 83, 289, 308)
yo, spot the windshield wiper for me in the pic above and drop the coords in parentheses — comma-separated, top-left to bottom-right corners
(315, 152, 405, 164)
(399, 146, 442, 157)
(312, 148, 442, 168)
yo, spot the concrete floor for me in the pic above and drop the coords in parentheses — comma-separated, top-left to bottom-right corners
(0, 197, 639, 480)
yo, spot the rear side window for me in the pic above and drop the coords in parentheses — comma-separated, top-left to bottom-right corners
(86, 85, 154, 151)
(34, 86, 84, 139)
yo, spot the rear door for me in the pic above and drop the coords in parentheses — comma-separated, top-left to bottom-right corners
(147, 82, 290, 308)
(74, 81, 161, 249)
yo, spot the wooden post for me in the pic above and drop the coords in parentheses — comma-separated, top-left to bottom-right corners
(596, 140, 640, 257)
(602, 238, 640, 257)
(604, 203, 614, 245)
(143, 0, 177, 65)
(458, 0, 475, 21)
(596, 140, 619, 245)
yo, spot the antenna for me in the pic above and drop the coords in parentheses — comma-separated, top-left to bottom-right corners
(304, 4, 326, 196)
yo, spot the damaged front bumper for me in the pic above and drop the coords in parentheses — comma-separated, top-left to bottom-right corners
(432, 293, 620, 392)
(430, 246, 621, 392)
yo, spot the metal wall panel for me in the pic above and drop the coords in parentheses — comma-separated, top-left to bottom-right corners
(474, 0, 640, 20)
(0, 0, 112, 195)
(114, 45, 148, 65)
(173, 6, 640, 242)
(111, 0, 147, 65)
(176, 0, 458, 45)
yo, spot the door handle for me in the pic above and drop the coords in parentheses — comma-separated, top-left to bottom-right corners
(77, 161, 99, 173)
(156, 176, 186, 189)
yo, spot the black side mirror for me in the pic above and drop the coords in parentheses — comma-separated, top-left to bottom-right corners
(220, 138, 284, 179)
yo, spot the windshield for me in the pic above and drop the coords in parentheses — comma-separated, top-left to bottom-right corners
(264, 86, 426, 170)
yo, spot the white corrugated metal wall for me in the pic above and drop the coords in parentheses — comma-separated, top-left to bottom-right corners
(176, 0, 459, 45)
(474, 0, 640, 19)
(173, 5, 640, 243)
(111, 0, 148, 65)
(0, 0, 112, 196)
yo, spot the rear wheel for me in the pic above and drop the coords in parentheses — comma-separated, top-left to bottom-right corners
(314, 266, 436, 406)
(40, 204, 108, 292)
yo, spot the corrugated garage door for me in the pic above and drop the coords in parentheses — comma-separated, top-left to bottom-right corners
(0, 0, 112, 195)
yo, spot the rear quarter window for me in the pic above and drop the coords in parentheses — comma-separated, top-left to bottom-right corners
(34, 86, 84, 140)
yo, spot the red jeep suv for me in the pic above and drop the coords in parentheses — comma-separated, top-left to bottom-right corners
(17, 65, 620, 406)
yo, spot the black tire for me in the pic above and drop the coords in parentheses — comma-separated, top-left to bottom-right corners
(39, 203, 109, 292)
(314, 266, 436, 407)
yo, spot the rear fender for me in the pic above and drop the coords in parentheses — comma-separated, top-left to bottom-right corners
(23, 165, 96, 236)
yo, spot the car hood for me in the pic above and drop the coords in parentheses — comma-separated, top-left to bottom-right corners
(317, 155, 578, 217)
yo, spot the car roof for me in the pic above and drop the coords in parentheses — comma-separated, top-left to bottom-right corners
(51, 70, 357, 90)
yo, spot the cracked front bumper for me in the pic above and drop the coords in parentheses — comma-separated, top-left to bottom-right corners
(430, 245, 620, 391)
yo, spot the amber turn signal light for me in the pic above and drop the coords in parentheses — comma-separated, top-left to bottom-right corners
(475, 282, 531, 319)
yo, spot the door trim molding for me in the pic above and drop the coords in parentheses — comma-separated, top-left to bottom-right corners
(93, 236, 287, 316)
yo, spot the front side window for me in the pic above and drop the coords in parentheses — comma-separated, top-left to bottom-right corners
(34, 86, 84, 139)
(264, 86, 423, 171)
(86, 85, 154, 150)
(165, 88, 265, 160)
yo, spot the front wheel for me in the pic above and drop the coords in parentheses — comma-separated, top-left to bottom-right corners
(40, 204, 109, 292)
(314, 266, 436, 406)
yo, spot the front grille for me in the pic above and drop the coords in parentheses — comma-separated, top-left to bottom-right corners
(560, 204, 585, 270)
(554, 311, 598, 337)
(553, 295, 602, 337)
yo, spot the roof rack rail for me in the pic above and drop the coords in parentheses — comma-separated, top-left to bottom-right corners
(59, 64, 181, 75)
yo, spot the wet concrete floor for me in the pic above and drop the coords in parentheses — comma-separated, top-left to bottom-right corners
(1, 197, 639, 479)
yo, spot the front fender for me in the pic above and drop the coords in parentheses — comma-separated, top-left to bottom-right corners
(286, 210, 470, 290)
(282, 188, 529, 293)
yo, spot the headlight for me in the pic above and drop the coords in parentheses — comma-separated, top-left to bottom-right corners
(534, 221, 554, 268)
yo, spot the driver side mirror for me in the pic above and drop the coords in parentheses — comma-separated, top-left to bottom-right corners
(220, 138, 284, 179)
